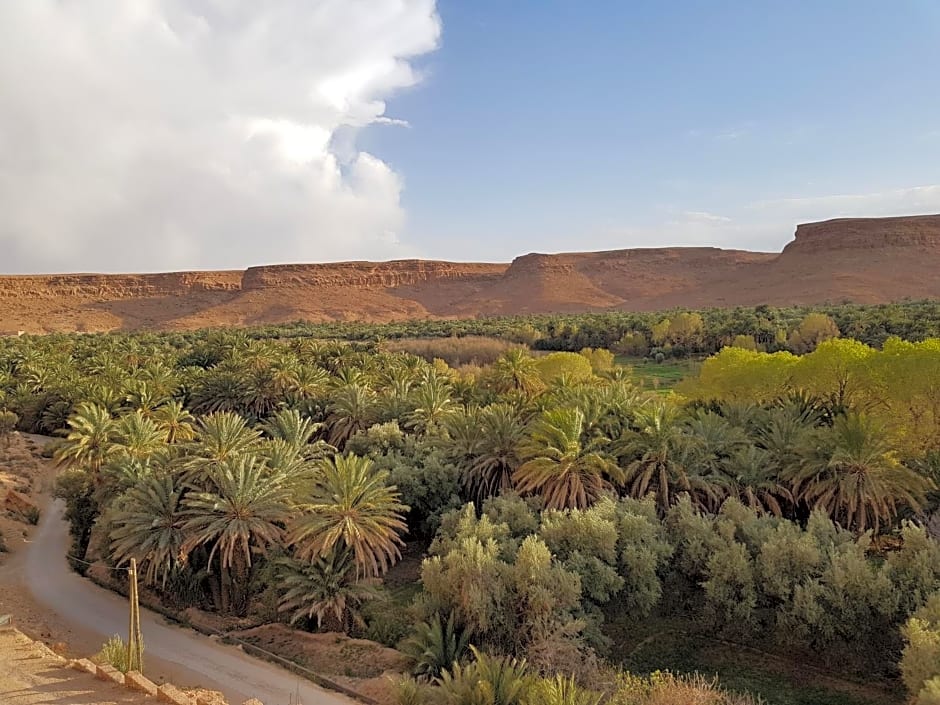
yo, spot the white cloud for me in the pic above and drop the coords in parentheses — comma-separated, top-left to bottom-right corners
(587, 185, 940, 254)
(750, 184, 940, 217)
(0, 1, 440, 273)
(675, 211, 733, 224)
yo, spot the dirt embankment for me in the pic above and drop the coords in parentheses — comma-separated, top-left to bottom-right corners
(2, 214, 939, 333)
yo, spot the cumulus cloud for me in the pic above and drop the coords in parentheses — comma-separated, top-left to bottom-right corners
(0, 1, 440, 273)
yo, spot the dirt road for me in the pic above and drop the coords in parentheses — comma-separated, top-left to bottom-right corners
(23, 499, 355, 705)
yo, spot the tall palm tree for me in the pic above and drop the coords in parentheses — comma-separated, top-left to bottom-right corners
(191, 411, 261, 463)
(406, 372, 455, 432)
(152, 401, 196, 445)
(110, 474, 185, 587)
(324, 384, 378, 448)
(288, 454, 407, 578)
(791, 414, 934, 533)
(261, 408, 320, 452)
(112, 410, 167, 461)
(276, 551, 379, 632)
(54, 402, 117, 478)
(462, 403, 527, 502)
(722, 445, 793, 517)
(757, 406, 817, 479)
(181, 454, 292, 614)
(282, 364, 330, 403)
(514, 407, 623, 510)
(619, 402, 717, 513)
(490, 349, 545, 397)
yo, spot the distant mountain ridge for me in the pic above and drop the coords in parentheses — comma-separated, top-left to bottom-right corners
(2, 214, 939, 333)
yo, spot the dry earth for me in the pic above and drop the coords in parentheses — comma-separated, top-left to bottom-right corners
(2, 215, 940, 333)
(0, 629, 146, 705)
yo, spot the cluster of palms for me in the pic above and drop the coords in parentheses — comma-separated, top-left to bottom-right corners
(56, 403, 406, 623)
(1, 332, 933, 634)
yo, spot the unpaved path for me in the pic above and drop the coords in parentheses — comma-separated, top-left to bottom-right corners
(22, 499, 355, 705)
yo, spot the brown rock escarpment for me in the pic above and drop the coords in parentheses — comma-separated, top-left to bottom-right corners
(1, 214, 938, 333)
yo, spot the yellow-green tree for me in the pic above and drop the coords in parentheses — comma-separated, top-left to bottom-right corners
(901, 594, 940, 705)
(788, 313, 840, 353)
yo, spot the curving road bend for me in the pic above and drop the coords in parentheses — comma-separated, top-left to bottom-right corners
(24, 499, 355, 705)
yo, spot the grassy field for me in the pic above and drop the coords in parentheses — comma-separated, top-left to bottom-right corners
(603, 614, 903, 705)
(615, 356, 702, 392)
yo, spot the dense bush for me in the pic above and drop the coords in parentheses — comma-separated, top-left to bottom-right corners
(4, 319, 940, 702)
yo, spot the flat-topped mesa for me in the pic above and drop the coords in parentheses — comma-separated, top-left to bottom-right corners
(0, 271, 242, 299)
(782, 214, 940, 256)
(241, 260, 507, 290)
(506, 247, 773, 275)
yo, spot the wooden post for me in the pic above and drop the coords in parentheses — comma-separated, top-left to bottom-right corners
(127, 559, 143, 672)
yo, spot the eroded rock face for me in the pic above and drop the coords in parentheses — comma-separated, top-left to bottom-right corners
(0, 271, 242, 299)
(241, 260, 506, 290)
(783, 215, 940, 255)
(0, 214, 938, 332)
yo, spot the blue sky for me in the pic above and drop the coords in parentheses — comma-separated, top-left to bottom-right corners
(2, 1, 939, 272)
(362, 0, 940, 261)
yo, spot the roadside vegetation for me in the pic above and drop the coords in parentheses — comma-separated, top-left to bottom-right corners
(1, 303, 939, 704)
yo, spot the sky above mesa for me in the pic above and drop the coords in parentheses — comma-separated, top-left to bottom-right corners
(1, 1, 939, 273)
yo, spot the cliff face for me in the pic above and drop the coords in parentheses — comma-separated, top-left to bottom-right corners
(1, 214, 939, 333)
(782, 215, 940, 255)
(241, 261, 506, 290)
(0, 271, 242, 299)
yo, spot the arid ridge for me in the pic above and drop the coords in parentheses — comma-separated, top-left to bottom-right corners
(2, 214, 940, 333)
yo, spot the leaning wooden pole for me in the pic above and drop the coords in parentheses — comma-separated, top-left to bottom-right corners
(127, 558, 143, 672)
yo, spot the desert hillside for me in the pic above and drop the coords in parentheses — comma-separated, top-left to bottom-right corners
(2, 214, 939, 334)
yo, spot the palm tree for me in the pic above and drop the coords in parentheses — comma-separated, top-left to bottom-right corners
(276, 551, 379, 632)
(403, 613, 472, 681)
(681, 411, 749, 512)
(288, 454, 407, 578)
(462, 403, 527, 502)
(490, 349, 545, 397)
(791, 414, 934, 533)
(191, 411, 261, 463)
(757, 406, 817, 479)
(261, 408, 321, 453)
(124, 380, 171, 416)
(152, 401, 196, 445)
(112, 410, 167, 461)
(282, 364, 330, 403)
(110, 474, 185, 587)
(514, 407, 623, 510)
(406, 372, 455, 432)
(722, 446, 793, 517)
(187, 369, 250, 415)
(437, 646, 533, 705)
(54, 402, 117, 478)
(181, 454, 291, 613)
(619, 402, 717, 513)
(324, 384, 378, 448)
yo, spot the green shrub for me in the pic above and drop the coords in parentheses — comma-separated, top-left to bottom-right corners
(97, 635, 129, 673)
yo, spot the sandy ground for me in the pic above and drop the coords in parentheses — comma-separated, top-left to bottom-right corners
(0, 434, 356, 705)
(0, 629, 147, 705)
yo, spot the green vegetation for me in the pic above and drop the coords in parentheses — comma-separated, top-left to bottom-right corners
(615, 356, 699, 392)
(3, 304, 940, 704)
(96, 634, 143, 674)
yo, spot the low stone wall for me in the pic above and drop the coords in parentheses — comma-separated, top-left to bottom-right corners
(5, 620, 267, 705)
